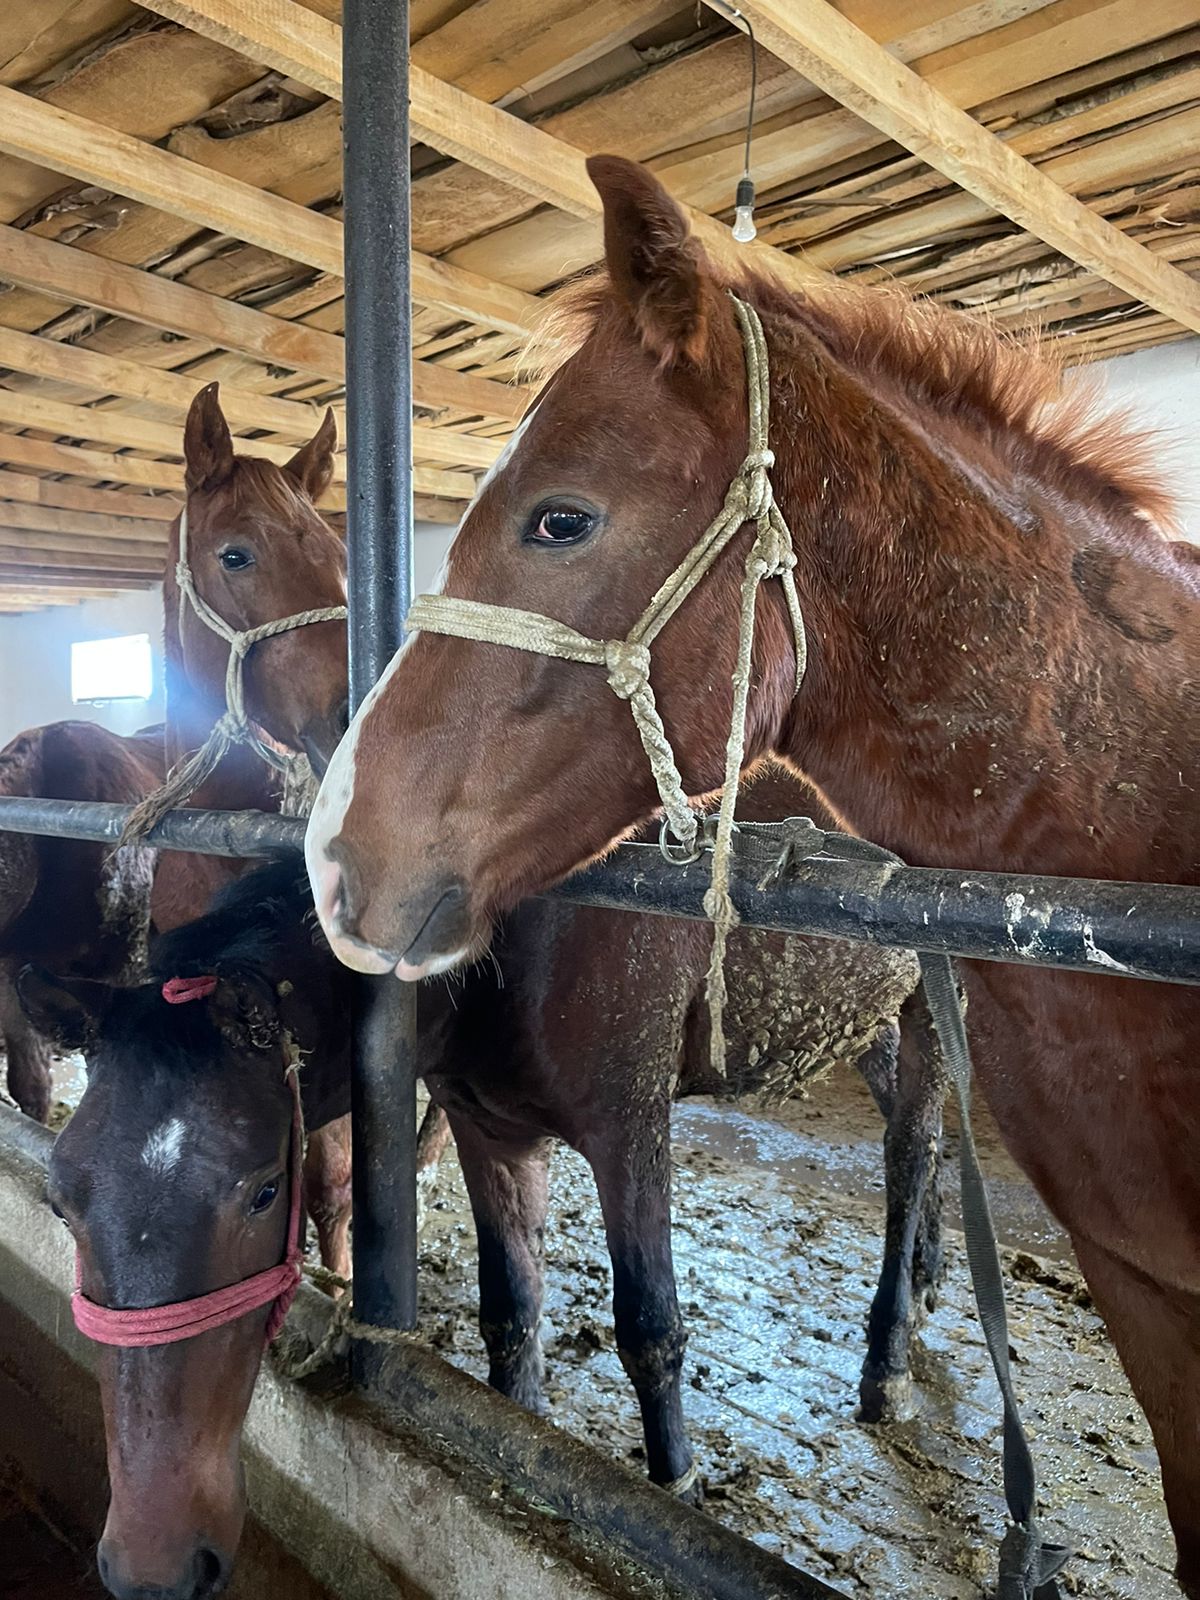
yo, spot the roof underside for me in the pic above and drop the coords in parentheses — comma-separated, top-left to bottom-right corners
(0, 0, 1195, 610)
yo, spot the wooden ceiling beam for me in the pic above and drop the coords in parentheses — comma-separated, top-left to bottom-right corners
(0, 528, 167, 560)
(0, 223, 528, 422)
(0, 565, 156, 586)
(0, 326, 503, 468)
(0, 388, 479, 500)
(737, 0, 1200, 334)
(0, 469, 177, 521)
(132, 0, 822, 297)
(0, 86, 541, 344)
(0, 500, 171, 544)
(0, 433, 184, 491)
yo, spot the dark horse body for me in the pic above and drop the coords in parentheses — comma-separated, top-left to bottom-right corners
(309, 157, 1200, 1591)
(0, 720, 162, 1119)
(30, 826, 942, 1597)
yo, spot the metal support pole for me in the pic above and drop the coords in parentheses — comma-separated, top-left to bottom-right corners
(342, 0, 419, 1335)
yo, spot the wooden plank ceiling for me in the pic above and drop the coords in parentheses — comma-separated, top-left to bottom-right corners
(0, 0, 1195, 609)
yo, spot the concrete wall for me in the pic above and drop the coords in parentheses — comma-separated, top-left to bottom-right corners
(0, 522, 455, 748)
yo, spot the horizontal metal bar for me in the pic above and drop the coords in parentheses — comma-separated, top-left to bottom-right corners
(555, 846, 1200, 985)
(0, 796, 305, 856)
(0, 796, 1194, 982)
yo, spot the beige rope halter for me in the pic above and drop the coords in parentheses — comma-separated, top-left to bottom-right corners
(121, 505, 348, 843)
(407, 296, 807, 1076)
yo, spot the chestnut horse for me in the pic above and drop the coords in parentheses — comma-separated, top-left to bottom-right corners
(26, 847, 940, 1597)
(0, 721, 162, 1119)
(308, 157, 1200, 1590)
(156, 383, 354, 1276)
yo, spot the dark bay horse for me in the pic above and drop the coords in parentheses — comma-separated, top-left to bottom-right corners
(0, 721, 162, 1120)
(26, 847, 940, 1597)
(308, 157, 1200, 1590)
(24, 861, 351, 1600)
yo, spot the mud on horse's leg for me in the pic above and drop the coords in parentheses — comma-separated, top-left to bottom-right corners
(0, 960, 52, 1123)
(1073, 1237, 1200, 1598)
(584, 1097, 697, 1502)
(451, 1113, 552, 1415)
(856, 988, 945, 1423)
(304, 1116, 353, 1283)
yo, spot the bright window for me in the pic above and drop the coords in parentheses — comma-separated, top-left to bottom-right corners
(70, 634, 153, 705)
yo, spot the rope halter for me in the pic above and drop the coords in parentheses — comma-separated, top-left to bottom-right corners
(406, 295, 808, 1077)
(70, 980, 305, 1349)
(121, 505, 348, 843)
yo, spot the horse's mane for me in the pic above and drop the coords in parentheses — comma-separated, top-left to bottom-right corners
(149, 855, 319, 982)
(528, 268, 1180, 536)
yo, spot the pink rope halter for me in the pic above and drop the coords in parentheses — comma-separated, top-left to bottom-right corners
(70, 976, 304, 1349)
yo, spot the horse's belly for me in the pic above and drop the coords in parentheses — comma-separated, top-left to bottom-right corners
(965, 962, 1200, 1288)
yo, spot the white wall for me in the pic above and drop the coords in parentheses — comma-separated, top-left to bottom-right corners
(0, 588, 166, 748)
(1070, 336, 1200, 541)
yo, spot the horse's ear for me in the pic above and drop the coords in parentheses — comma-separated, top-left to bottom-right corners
(184, 382, 235, 493)
(283, 409, 338, 504)
(209, 974, 282, 1056)
(587, 154, 717, 367)
(17, 967, 108, 1051)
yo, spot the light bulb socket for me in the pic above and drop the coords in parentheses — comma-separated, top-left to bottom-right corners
(735, 175, 755, 211)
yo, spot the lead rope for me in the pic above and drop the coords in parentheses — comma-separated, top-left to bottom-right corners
(731, 821, 1069, 1597)
(121, 507, 348, 844)
(408, 295, 806, 1077)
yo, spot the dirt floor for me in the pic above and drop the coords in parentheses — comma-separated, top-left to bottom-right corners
(24, 1053, 1180, 1599)
(0, 1471, 107, 1599)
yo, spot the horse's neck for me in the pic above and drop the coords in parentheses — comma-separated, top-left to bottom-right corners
(767, 357, 1196, 883)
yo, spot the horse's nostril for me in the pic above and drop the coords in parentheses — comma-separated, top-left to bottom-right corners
(191, 1545, 230, 1598)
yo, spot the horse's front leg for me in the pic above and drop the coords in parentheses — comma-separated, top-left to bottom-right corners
(303, 1116, 353, 1284)
(583, 1092, 697, 1502)
(451, 1111, 551, 1415)
(856, 989, 944, 1423)
(0, 960, 52, 1123)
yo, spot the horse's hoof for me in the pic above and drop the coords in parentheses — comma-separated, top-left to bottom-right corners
(857, 1368, 916, 1424)
(920, 1282, 940, 1315)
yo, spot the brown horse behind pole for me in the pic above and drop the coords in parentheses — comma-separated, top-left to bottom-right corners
(0, 721, 162, 1119)
(308, 156, 1200, 1592)
(153, 384, 355, 1281)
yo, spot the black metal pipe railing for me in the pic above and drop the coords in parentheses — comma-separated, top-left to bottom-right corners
(342, 0, 419, 1335)
(0, 796, 1195, 985)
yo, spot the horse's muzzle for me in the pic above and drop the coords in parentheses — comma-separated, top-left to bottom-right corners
(98, 1539, 232, 1600)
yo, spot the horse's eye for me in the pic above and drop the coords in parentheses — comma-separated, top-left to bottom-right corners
(249, 1177, 281, 1215)
(525, 506, 595, 546)
(47, 1196, 68, 1226)
(219, 547, 255, 572)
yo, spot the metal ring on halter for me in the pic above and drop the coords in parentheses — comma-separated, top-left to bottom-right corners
(659, 814, 704, 865)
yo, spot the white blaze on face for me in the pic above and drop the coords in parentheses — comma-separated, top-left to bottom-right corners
(305, 400, 540, 958)
(141, 1117, 186, 1175)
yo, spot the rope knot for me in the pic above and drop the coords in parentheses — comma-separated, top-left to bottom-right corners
(604, 640, 652, 701)
(741, 449, 776, 521)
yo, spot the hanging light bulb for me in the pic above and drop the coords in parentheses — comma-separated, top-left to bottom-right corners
(732, 174, 757, 244)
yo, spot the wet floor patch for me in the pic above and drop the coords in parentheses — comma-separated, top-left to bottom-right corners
(417, 1073, 1174, 1598)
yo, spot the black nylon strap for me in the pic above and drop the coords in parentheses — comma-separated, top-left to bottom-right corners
(728, 818, 1070, 1599)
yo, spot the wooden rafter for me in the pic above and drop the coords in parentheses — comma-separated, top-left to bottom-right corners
(131, 0, 824, 296)
(737, 0, 1200, 334)
(0, 223, 528, 421)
